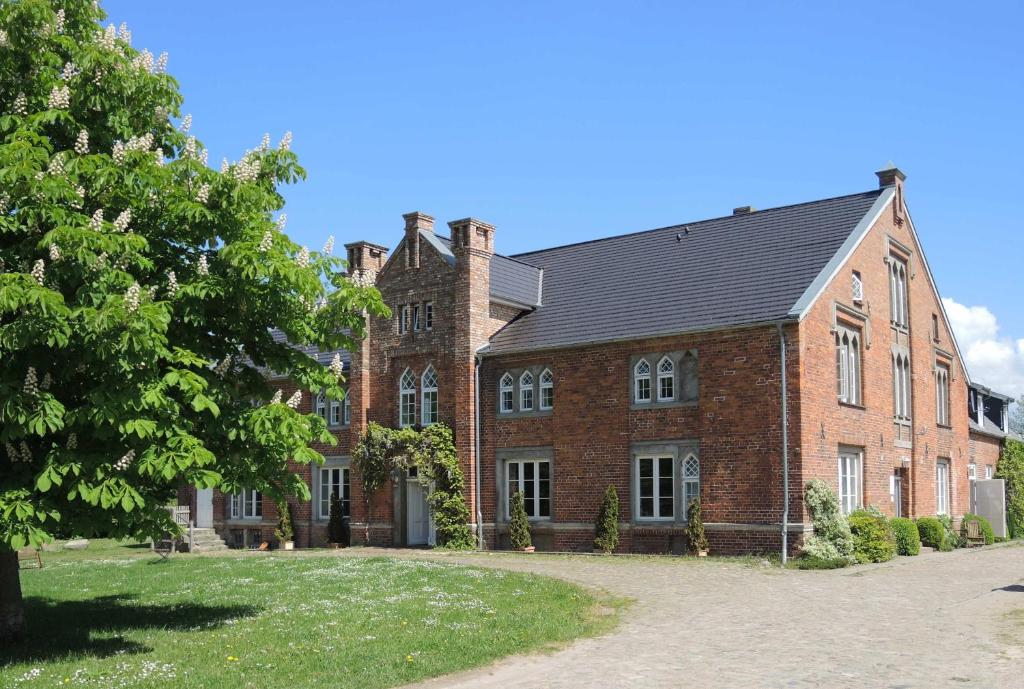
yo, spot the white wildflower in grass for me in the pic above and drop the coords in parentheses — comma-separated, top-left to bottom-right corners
(112, 140, 126, 164)
(19, 442, 31, 463)
(196, 183, 210, 204)
(180, 114, 192, 133)
(54, 9, 65, 34)
(197, 254, 209, 276)
(60, 61, 78, 81)
(12, 92, 27, 115)
(166, 271, 178, 296)
(90, 208, 104, 231)
(260, 133, 270, 151)
(271, 389, 282, 404)
(114, 449, 135, 471)
(113, 208, 132, 232)
(67, 433, 77, 450)
(259, 230, 273, 252)
(49, 244, 61, 261)
(214, 355, 232, 376)
(30, 259, 45, 284)
(330, 353, 344, 379)
(296, 246, 310, 268)
(125, 282, 141, 312)
(47, 84, 70, 109)
(279, 131, 292, 151)
(75, 129, 89, 155)
(220, 158, 229, 174)
(23, 367, 39, 395)
(41, 373, 52, 390)
(286, 391, 302, 409)
(322, 235, 334, 255)
(156, 51, 168, 73)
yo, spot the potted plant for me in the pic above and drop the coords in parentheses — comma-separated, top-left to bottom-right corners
(509, 491, 534, 553)
(593, 485, 619, 554)
(686, 497, 709, 557)
(327, 494, 348, 548)
(275, 500, 295, 550)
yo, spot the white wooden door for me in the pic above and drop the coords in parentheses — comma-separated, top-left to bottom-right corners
(196, 488, 214, 527)
(406, 479, 429, 546)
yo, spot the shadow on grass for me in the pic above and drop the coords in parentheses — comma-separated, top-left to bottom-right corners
(0, 594, 261, 663)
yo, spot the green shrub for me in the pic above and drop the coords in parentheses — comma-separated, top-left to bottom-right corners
(890, 517, 920, 556)
(939, 514, 963, 549)
(685, 497, 709, 555)
(997, 438, 1024, 538)
(788, 555, 850, 570)
(508, 491, 532, 551)
(915, 516, 945, 549)
(327, 494, 349, 546)
(959, 513, 996, 545)
(847, 509, 896, 563)
(801, 479, 855, 563)
(274, 500, 294, 544)
(593, 485, 620, 553)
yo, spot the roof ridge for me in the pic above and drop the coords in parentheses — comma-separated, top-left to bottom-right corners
(434, 233, 542, 269)
(510, 188, 883, 259)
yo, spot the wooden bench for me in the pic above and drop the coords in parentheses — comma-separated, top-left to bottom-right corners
(965, 520, 985, 547)
(17, 547, 43, 569)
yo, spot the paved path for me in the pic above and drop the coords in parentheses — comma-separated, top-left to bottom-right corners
(359, 544, 1024, 689)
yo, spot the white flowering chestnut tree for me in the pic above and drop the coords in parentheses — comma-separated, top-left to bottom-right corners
(0, 0, 387, 641)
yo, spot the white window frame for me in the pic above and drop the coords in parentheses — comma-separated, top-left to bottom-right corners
(505, 458, 551, 521)
(893, 351, 912, 421)
(399, 368, 416, 427)
(318, 465, 350, 520)
(499, 373, 514, 414)
(852, 270, 864, 303)
(230, 489, 262, 520)
(636, 455, 675, 521)
(836, 326, 862, 406)
(421, 365, 438, 426)
(935, 362, 950, 426)
(539, 368, 554, 410)
(634, 359, 651, 403)
(657, 357, 675, 402)
(682, 454, 700, 515)
(889, 256, 909, 329)
(412, 303, 421, 331)
(315, 391, 328, 421)
(936, 459, 950, 515)
(424, 301, 433, 330)
(968, 463, 977, 481)
(985, 465, 994, 479)
(398, 304, 410, 334)
(329, 397, 342, 427)
(519, 370, 534, 411)
(343, 394, 351, 425)
(838, 449, 862, 516)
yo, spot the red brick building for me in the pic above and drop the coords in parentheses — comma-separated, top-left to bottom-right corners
(183, 166, 1007, 554)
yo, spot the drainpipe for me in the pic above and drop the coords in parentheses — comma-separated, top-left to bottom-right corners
(474, 354, 484, 550)
(777, 322, 790, 565)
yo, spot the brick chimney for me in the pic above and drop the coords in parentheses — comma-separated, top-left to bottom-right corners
(875, 163, 907, 225)
(402, 211, 434, 269)
(344, 241, 388, 277)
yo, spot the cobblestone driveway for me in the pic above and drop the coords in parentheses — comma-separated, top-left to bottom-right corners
(373, 544, 1024, 689)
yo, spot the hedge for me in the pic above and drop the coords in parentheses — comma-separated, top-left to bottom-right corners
(891, 517, 920, 556)
(847, 509, 896, 563)
(960, 513, 995, 545)
(916, 516, 946, 550)
(997, 438, 1024, 538)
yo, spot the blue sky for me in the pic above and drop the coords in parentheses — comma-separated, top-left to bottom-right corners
(104, 1, 1024, 396)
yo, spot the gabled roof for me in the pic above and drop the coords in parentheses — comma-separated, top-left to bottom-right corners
(969, 417, 1007, 440)
(429, 234, 543, 309)
(486, 189, 887, 354)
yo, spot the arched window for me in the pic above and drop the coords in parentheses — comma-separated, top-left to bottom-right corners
(499, 373, 514, 414)
(539, 369, 554, 410)
(421, 366, 438, 425)
(519, 371, 534, 412)
(892, 352, 911, 420)
(682, 454, 700, 514)
(835, 327, 861, 406)
(634, 359, 651, 403)
(315, 392, 328, 421)
(329, 397, 341, 426)
(399, 368, 416, 427)
(889, 257, 908, 328)
(657, 356, 675, 401)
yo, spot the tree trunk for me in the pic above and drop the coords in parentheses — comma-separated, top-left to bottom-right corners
(0, 550, 24, 645)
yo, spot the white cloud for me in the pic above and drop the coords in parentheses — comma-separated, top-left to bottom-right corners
(943, 297, 1024, 400)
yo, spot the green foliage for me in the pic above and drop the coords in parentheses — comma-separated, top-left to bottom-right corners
(801, 479, 855, 563)
(938, 514, 963, 549)
(593, 485, 619, 553)
(847, 509, 896, 563)
(685, 497, 708, 554)
(890, 517, 920, 556)
(508, 490, 532, 551)
(274, 500, 293, 544)
(959, 513, 995, 545)
(353, 422, 474, 549)
(997, 438, 1024, 538)
(915, 516, 946, 549)
(0, 0, 389, 553)
(788, 555, 850, 570)
(327, 494, 348, 546)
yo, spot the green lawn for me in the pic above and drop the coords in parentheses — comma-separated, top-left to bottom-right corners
(2, 542, 621, 689)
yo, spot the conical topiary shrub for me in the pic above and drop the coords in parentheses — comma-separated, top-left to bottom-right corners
(508, 491, 533, 551)
(685, 497, 709, 555)
(328, 493, 348, 547)
(594, 485, 619, 553)
(274, 500, 294, 547)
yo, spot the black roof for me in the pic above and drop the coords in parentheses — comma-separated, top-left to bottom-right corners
(265, 329, 349, 378)
(430, 234, 543, 308)
(487, 189, 885, 354)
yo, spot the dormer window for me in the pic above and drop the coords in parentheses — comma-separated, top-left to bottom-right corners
(519, 371, 534, 411)
(634, 359, 651, 403)
(499, 373, 514, 414)
(657, 357, 675, 401)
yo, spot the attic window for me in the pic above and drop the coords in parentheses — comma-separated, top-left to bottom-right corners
(852, 271, 864, 303)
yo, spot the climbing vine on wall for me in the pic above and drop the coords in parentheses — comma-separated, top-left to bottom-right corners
(353, 422, 474, 549)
